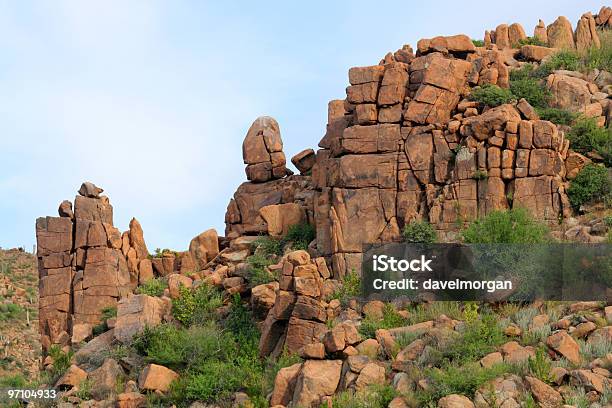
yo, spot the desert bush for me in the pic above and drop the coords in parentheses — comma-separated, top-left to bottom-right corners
(133, 323, 230, 370)
(518, 36, 546, 47)
(535, 50, 581, 77)
(536, 107, 578, 125)
(567, 117, 612, 166)
(172, 283, 223, 327)
(462, 208, 549, 243)
(527, 348, 553, 383)
(469, 84, 515, 107)
(567, 164, 610, 210)
(252, 222, 316, 256)
(283, 222, 316, 250)
(246, 254, 276, 286)
(402, 220, 438, 243)
(327, 270, 361, 304)
(252, 235, 283, 257)
(407, 302, 463, 325)
(359, 304, 408, 339)
(92, 306, 118, 336)
(329, 385, 397, 408)
(472, 39, 484, 47)
(418, 362, 513, 404)
(48, 344, 74, 382)
(136, 277, 168, 297)
(509, 77, 550, 108)
(441, 313, 505, 365)
(578, 337, 612, 362)
(0, 374, 27, 387)
(0, 302, 23, 321)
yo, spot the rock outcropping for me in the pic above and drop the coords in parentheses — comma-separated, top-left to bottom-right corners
(36, 183, 131, 353)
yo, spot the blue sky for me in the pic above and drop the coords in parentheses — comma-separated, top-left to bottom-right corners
(0, 0, 603, 251)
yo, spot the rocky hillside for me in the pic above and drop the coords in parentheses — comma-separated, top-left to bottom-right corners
(0, 249, 40, 386)
(24, 5, 612, 408)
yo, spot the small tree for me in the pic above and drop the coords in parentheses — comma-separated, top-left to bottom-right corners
(403, 220, 438, 243)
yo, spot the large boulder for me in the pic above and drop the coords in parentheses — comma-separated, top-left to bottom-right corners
(547, 74, 592, 113)
(89, 358, 124, 400)
(270, 362, 302, 406)
(188, 229, 219, 270)
(291, 360, 343, 407)
(114, 295, 165, 343)
(138, 364, 179, 393)
(576, 12, 601, 51)
(259, 203, 306, 236)
(547, 16, 575, 49)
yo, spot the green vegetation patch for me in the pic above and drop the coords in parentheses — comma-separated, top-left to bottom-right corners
(462, 208, 549, 244)
(567, 117, 612, 167)
(567, 164, 610, 210)
(402, 220, 438, 243)
(469, 84, 515, 107)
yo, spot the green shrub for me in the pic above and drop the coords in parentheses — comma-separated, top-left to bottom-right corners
(535, 50, 581, 77)
(48, 344, 74, 382)
(469, 84, 515, 107)
(134, 323, 234, 371)
(0, 374, 27, 387)
(246, 254, 275, 286)
(567, 164, 611, 210)
(407, 302, 463, 325)
(567, 117, 612, 166)
(418, 362, 513, 404)
(509, 77, 550, 108)
(172, 283, 223, 327)
(402, 220, 438, 243)
(518, 37, 546, 47)
(283, 223, 316, 250)
(92, 306, 118, 336)
(136, 277, 168, 297)
(527, 348, 553, 383)
(137, 296, 275, 406)
(359, 304, 408, 339)
(536, 107, 578, 125)
(252, 222, 316, 256)
(462, 208, 549, 243)
(472, 39, 484, 47)
(441, 313, 505, 365)
(329, 385, 397, 408)
(509, 64, 538, 81)
(0, 302, 22, 321)
(327, 270, 361, 304)
(253, 235, 283, 257)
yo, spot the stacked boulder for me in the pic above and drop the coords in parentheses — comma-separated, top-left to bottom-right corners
(226, 116, 316, 238)
(36, 182, 131, 353)
(258, 250, 335, 358)
(428, 103, 573, 230)
(243, 116, 289, 182)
